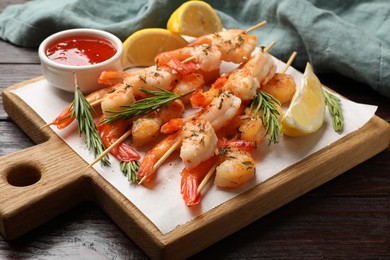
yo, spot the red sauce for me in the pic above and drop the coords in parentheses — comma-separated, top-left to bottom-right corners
(46, 35, 117, 66)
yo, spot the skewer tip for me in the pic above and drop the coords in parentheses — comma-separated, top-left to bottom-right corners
(245, 20, 267, 33)
(263, 41, 276, 53)
(138, 175, 148, 185)
(281, 51, 298, 74)
(40, 122, 53, 129)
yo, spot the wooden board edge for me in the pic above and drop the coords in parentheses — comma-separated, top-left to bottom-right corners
(87, 115, 389, 259)
(0, 142, 93, 239)
(1, 77, 96, 239)
(2, 76, 52, 144)
(89, 174, 166, 258)
(2, 77, 389, 259)
(159, 115, 390, 259)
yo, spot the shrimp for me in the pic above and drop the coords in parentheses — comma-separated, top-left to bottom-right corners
(214, 139, 256, 188)
(214, 106, 266, 145)
(98, 70, 137, 86)
(99, 65, 204, 102)
(99, 66, 178, 98)
(188, 29, 257, 63)
(238, 107, 267, 145)
(139, 92, 241, 182)
(50, 86, 113, 129)
(156, 99, 186, 124)
(222, 50, 277, 101)
(217, 138, 257, 153)
(190, 74, 228, 108)
(131, 112, 162, 147)
(190, 50, 277, 108)
(172, 73, 205, 104)
(100, 83, 135, 116)
(96, 115, 140, 162)
(180, 119, 218, 169)
(232, 95, 282, 145)
(155, 44, 222, 82)
(198, 91, 242, 132)
(161, 91, 242, 134)
(181, 156, 217, 207)
(181, 138, 256, 206)
(131, 100, 185, 147)
(261, 73, 296, 104)
(137, 131, 182, 182)
(123, 66, 178, 99)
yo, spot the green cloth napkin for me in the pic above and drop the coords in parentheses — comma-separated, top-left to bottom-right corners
(0, 0, 389, 98)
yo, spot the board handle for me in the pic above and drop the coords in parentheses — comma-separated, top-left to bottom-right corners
(0, 140, 92, 240)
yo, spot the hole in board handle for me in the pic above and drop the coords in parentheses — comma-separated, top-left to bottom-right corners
(6, 164, 42, 187)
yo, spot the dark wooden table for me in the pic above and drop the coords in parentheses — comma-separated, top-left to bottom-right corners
(1, 1, 389, 259)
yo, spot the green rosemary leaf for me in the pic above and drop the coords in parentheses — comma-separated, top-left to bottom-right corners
(323, 89, 344, 133)
(102, 87, 195, 124)
(250, 90, 281, 145)
(120, 161, 140, 183)
(70, 74, 110, 166)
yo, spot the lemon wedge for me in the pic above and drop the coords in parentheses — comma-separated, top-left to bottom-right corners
(281, 62, 325, 137)
(122, 28, 188, 69)
(167, 1, 223, 37)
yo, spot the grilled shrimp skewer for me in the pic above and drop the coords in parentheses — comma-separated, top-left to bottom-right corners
(190, 44, 277, 109)
(181, 137, 257, 206)
(148, 43, 277, 186)
(193, 51, 299, 197)
(138, 91, 242, 183)
(155, 44, 222, 83)
(155, 26, 265, 83)
(188, 29, 258, 63)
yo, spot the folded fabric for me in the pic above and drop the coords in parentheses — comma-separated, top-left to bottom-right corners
(0, 0, 389, 98)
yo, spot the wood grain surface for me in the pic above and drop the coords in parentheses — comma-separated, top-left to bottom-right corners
(1, 1, 390, 259)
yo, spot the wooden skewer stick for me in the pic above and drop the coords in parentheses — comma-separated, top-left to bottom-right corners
(90, 99, 102, 107)
(85, 129, 133, 169)
(138, 136, 183, 185)
(245, 20, 267, 33)
(196, 163, 218, 195)
(40, 121, 54, 129)
(181, 56, 197, 64)
(263, 41, 276, 53)
(152, 138, 182, 171)
(281, 51, 297, 74)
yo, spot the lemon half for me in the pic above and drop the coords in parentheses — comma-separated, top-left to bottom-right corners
(167, 1, 223, 37)
(281, 63, 325, 137)
(122, 28, 188, 69)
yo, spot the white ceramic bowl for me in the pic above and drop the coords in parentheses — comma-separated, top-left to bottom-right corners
(38, 28, 123, 93)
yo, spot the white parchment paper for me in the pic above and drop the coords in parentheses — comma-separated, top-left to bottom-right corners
(11, 58, 377, 234)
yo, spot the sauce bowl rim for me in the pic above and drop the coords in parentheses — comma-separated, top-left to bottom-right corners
(38, 28, 123, 71)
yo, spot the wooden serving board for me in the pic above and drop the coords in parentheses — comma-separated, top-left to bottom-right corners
(1, 77, 389, 259)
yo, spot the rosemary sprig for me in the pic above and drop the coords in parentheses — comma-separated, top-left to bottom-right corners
(250, 90, 282, 145)
(102, 88, 195, 124)
(323, 89, 344, 133)
(120, 161, 140, 183)
(71, 75, 110, 166)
